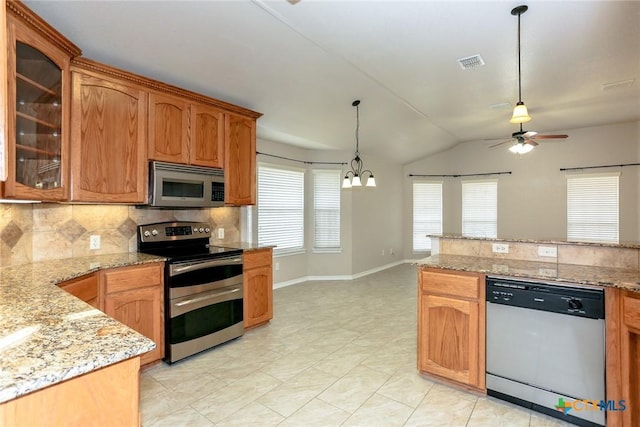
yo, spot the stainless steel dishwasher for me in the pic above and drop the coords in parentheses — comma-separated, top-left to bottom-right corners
(486, 277, 605, 427)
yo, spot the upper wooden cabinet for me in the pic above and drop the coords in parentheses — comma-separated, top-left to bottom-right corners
(418, 268, 486, 391)
(148, 92, 189, 164)
(148, 93, 224, 168)
(225, 113, 256, 205)
(1, 0, 7, 182)
(191, 102, 224, 168)
(3, 2, 262, 205)
(69, 61, 147, 203)
(3, 1, 80, 200)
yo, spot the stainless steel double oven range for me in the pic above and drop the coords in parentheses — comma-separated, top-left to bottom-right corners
(138, 221, 243, 364)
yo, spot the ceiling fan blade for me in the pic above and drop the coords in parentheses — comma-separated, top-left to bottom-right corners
(533, 134, 568, 139)
(489, 139, 512, 148)
(527, 139, 539, 146)
(523, 131, 538, 138)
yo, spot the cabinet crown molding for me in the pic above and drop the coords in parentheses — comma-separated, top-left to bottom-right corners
(71, 57, 263, 119)
(7, 0, 81, 58)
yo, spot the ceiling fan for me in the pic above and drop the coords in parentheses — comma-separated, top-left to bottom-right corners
(490, 123, 568, 154)
(492, 5, 568, 154)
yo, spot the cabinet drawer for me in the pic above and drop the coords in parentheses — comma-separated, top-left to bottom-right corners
(421, 270, 480, 300)
(103, 263, 163, 294)
(244, 249, 272, 271)
(623, 294, 640, 331)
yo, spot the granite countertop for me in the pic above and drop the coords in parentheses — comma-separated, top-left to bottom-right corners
(428, 234, 640, 250)
(417, 254, 640, 292)
(0, 252, 166, 403)
(215, 242, 275, 252)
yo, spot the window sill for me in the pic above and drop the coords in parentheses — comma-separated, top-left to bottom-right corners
(273, 249, 307, 258)
(312, 247, 342, 254)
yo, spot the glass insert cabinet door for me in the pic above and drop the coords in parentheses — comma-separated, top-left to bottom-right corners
(5, 16, 72, 201)
(15, 41, 62, 191)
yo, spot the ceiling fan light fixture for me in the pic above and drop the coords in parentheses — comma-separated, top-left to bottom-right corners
(510, 101, 531, 123)
(509, 141, 534, 154)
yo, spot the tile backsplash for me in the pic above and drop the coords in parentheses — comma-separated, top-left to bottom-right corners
(0, 203, 241, 266)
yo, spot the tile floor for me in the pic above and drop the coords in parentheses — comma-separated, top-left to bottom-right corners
(140, 264, 572, 427)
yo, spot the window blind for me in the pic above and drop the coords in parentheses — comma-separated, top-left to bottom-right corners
(567, 173, 619, 243)
(313, 169, 341, 250)
(413, 181, 443, 251)
(462, 180, 497, 238)
(257, 164, 305, 253)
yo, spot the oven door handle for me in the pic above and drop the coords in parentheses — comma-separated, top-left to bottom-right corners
(174, 288, 241, 307)
(170, 257, 243, 276)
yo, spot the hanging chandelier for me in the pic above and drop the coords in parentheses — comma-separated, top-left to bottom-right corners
(509, 5, 531, 124)
(342, 100, 376, 189)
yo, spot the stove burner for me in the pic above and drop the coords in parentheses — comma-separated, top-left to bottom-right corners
(137, 221, 241, 260)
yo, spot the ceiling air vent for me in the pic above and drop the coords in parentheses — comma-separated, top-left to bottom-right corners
(457, 54, 485, 70)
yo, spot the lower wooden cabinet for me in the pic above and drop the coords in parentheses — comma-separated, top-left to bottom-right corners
(58, 272, 99, 308)
(606, 287, 640, 427)
(101, 263, 164, 366)
(418, 268, 485, 391)
(243, 248, 273, 329)
(0, 357, 141, 426)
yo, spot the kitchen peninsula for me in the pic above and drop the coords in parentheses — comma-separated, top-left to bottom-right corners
(416, 234, 640, 427)
(0, 253, 164, 425)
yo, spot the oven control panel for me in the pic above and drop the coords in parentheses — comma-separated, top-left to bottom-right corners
(138, 221, 211, 242)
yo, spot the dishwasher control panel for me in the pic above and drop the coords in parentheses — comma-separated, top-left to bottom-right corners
(486, 277, 605, 319)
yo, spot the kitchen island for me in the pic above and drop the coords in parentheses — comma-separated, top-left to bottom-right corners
(0, 253, 165, 425)
(417, 235, 640, 427)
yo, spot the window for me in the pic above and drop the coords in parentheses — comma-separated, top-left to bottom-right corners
(567, 173, 619, 243)
(462, 180, 497, 238)
(313, 169, 341, 251)
(257, 164, 305, 254)
(413, 181, 443, 251)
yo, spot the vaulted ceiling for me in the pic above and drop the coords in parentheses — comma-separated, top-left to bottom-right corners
(24, 0, 640, 164)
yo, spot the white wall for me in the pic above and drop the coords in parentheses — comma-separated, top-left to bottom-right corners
(254, 139, 403, 285)
(350, 155, 403, 274)
(402, 121, 640, 259)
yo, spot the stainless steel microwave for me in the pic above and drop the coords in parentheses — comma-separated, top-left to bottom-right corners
(148, 161, 225, 208)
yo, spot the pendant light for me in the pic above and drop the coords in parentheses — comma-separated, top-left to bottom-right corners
(342, 100, 376, 189)
(509, 5, 531, 124)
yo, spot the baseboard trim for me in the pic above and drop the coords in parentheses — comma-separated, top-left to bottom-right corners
(273, 259, 413, 289)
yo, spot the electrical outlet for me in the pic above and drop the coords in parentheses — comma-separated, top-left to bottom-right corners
(389, 248, 394, 255)
(275, 262, 280, 271)
(538, 246, 558, 257)
(217, 228, 224, 239)
(89, 235, 101, 250)
(492, 243, 509, 254)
